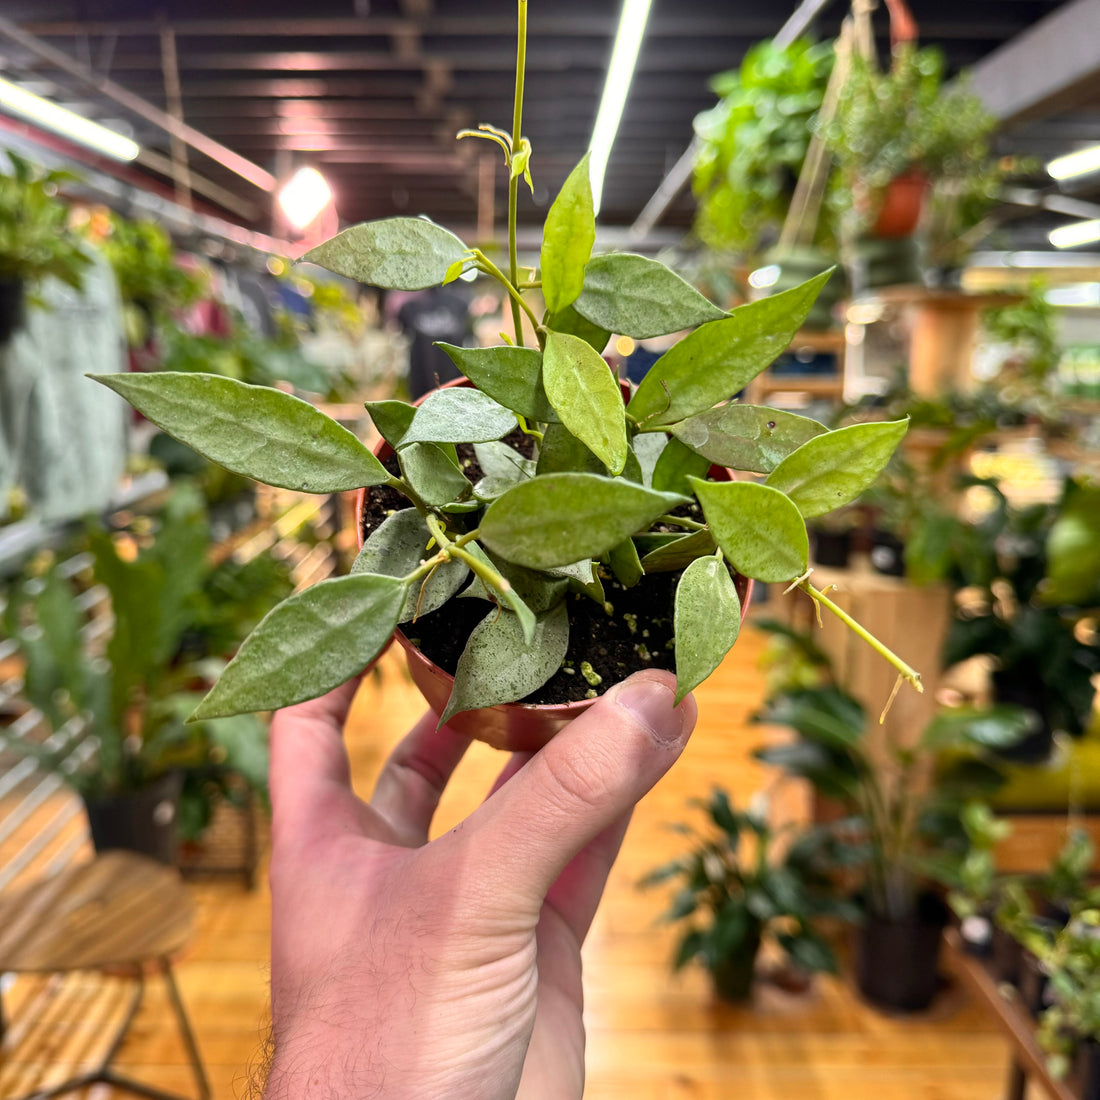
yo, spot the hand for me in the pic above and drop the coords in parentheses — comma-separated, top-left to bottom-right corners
(263, 669, 697, 1100)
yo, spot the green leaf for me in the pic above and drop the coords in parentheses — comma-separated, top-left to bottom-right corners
(607, 537, 644, 587)
(191, 574, 406, 719)
(351, 508, 469, 622)
(651, 437, 712, 495)
(574, 254, 726, 338)
(754, 687, 867, 749)
(401, 387, 518, 445)
(633, 432, 668, 487)
(458, 549, 569, 615)
(691, 479, 808, 582)
(542, 331, 628, 475)
(1043, 480, 1100, 605)
(91, 372, 389, 492)
(470, 440, 536, 500)
(674, 555, 742, 703)
(440, 603, 570, 724)
(536, 422, 607, 476)
(456, 541, 538, 644)
(921, 705, 1037, 752)
(548, 558, 604, 605)
(546, 303, 610, 354)
(766, 419, 907, 518)
(669, 405, 827, 474)
(481, 473, 685, 569)
(435, 344, 557, 422)
(627, 270, 833, 426)
(541, 153, 595, 314)
(302, 217, 467, 290)
(399, 442, 472, 507)
(640, 529, 717, 573)
(365, 399, 416, 449)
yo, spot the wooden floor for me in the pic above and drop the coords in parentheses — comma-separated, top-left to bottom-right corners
(1, 621, 1012, 1100)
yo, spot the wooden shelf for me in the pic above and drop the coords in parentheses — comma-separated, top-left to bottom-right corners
(754, 374, 844, 397)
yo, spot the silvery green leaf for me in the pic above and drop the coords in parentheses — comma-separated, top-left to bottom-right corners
(454, 542, 538, 643)
(440, 603, 570, 725)
(302, 217, 467, 290)
(471, 440, 535, 500)
(766, 419, 908, 518)
(482, 473, 685, 569)
(690, 478, 808, 583)
(574, 253, 726, 338)
(435, 344, 557, 422)
(536, 422, 606, 475)
(541, 152, 595, 314)
(608, 537, 643, 587)
(191, 574, 406, 719)
(402, 387, 518, 445)
(640, 529, 717, 573)
(458, 551, 568, 615)
(627, 270, 833, 426)
(669, 405, 827, 474)
(351, 508, 468, 622)
(366, 399, 416, 449)
(634, 432, 668, 487)
(543, 331, 628, 476)
(91, 372, 389, 492)
(398, 442, 472, 507)
(545, 303, 610, 354)
(674, 555, 742, 703)
(652, 436, 711, 495)
(547, 558, 605, 604)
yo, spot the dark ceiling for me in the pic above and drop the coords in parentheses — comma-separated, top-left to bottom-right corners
(1, 0, 1097, 253)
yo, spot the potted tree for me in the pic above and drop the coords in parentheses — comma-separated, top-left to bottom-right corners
(91, 0, 921, 749)
(755, 679, 1031, 1011)
(640, 787, 858, 1001)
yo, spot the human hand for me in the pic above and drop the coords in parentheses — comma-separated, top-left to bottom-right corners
(263, 668, 697, 1100)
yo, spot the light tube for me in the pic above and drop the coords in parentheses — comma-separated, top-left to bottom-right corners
(1049, 219, 1100, 249)
(1047, 144, 1100, 181)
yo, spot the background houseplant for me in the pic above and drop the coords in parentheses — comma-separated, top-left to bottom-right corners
(640, 787, 858, 1001)
(92, 1, 921, 746)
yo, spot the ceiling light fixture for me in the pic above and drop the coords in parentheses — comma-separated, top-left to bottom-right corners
(1047, 144, 1100, 181)
(0, 75, 139, 162)
(277, 166, 333, 231)
(1050, 219, 1100, 249)
(588, 0, 654, 216)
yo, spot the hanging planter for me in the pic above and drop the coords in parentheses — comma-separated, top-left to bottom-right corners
(868, 167, 929, 239)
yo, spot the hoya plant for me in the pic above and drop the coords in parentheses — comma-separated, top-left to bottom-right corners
(92, 0, 919, 728)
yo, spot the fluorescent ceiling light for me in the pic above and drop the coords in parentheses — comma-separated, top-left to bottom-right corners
(588, 0, 653, 216)
(278, 166, 333, 230)
(0, 76, 139, 162)
(1047, 144, 1100, 181)
(1050, 219, 1100, 249)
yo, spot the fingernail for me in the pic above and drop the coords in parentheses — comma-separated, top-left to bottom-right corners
(613, 677, 684, 747)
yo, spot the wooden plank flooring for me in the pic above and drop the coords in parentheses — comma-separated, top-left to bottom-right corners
(1, 622, 1009, 1099)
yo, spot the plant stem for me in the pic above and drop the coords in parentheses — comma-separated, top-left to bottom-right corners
(656, 514, 706, 532)
(507, 0, 528, 347)
(425, 515, 513, 596)
(474, 250, 541, 334)
(800, 580, 923, 693)
(386, 473, 431, 518)
(515, 413, 544, 442)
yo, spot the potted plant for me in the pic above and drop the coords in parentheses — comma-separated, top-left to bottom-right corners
(0, 151, 91, 343)
(639, 787, 858, 1001)
(754, 678, 1031, 1011)
(91, 0, 921, 750)
(1, 484, 277, 862)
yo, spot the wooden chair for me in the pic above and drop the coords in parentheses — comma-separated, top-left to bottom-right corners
(0, 850, 211, 1100)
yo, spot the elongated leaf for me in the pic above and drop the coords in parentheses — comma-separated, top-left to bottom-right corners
(542, 331, 628, 475)
(627, 270, 833, 426)
(547, 558, 604, 604)
(402, 387, 518, 445)
(607, 537, 643, 587)
(481, 473, 685, 569)
(652, 436, 711, 494)
(435, 344, 556, 422)
(670, 405, 827, 474)
(766, 419, 907, 518)
(454, 541, 537, 644)
(399, 442, 471, 506)
(541, 153, 595, 313)
(351, 508, 469, 622)
(640, 528, 716, 572)
(471, 440, 535, 500)
(690, 479, 808, 582)
(191, 574, 406, 718)
(440, 603, 570, 724)
(674, 555, 741, 703)
(365, 399, 415, 449)
(302, 217, 467, 290)
(574, 253, 726, 338)
(634, 431, 668, 487)
(458, 549, 568, 615)
(546, 304, 610, 354)
(92, 372, 389, 492)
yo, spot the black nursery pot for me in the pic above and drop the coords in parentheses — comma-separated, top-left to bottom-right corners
(1074, 1039, 1100, 1100)
(854, 893, 948, 1012)
(810, 527, 852, 568)
(83, 771, 183, 866)
(868, 529, 906, 577)
(0, 277, 25, 344)
(990, 669, 1054, 763)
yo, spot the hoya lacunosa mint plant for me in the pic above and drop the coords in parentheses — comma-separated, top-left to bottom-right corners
(92, 0, 920, 727)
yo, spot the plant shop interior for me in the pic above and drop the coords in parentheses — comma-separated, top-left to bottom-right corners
(2, 0, 1100, 1096)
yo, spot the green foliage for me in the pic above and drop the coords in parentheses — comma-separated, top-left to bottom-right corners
(89, 11, 915, 726)
(0, 151, 90, 290)
(640, 788, 856, 998)
(692, 38, 836, 255)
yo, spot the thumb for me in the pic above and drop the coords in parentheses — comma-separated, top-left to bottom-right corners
(459, 669, 696, 911)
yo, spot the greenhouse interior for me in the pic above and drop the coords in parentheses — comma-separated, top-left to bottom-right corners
(1, 0, 1100, 1097)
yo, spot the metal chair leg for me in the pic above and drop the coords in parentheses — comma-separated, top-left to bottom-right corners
(159, 957, 212, 1100)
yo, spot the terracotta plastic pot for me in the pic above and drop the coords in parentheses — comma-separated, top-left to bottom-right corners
(354, 376, 752, 751)
(869, 167, 928, 239)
